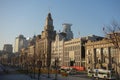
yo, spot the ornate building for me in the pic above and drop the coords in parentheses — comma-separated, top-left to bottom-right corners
(36, 13, 56, 67)
(63, 35, 103, 68)
(63, 38, 84, 67)
(85, 38, 120, 77)
(51, 23, 73, 67)
(51, 32, 66, 67)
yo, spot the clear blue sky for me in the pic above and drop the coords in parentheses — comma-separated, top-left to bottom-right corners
(0, 0, 120, 50)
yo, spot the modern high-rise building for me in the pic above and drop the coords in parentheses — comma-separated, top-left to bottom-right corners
(14, 35, 28, 53)
(3, 44, 13, 53)
(62, 23, 73, 40)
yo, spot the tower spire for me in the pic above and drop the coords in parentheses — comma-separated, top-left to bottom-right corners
(44, 12, 54, 31)
(47, 12, 52, 20)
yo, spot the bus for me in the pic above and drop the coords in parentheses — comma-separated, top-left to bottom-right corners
(87, 69, 116, 80)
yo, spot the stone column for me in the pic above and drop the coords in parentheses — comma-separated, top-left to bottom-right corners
(108, 47, 112, 70)
(94, 48, 96, 68)
(100, 48, 103, 68)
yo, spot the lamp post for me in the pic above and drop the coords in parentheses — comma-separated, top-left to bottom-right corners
(29, 62, 32, 78)
(54, 58, 58, 80)
(33, 58, 35, 79)
(26, 61, 28, 75)
(47, 63, 50, 78)
(37, 60, 42, 80)
(26, 55, 29, 75)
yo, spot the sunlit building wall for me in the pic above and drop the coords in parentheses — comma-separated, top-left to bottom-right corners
(63, 38, 84, 67)
(14, 35, 28, 53)
(85, 39, 120, 77)
(51, 33, 64, 67)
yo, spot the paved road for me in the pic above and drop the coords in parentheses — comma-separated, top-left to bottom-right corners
(0, 74, 92, 80)
(0, 64, 92, 80)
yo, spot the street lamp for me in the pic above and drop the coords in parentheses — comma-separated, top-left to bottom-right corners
(37, 60, 42, 80)
(29, 62, 32, 78)
(47, 63, 50, 78)
(54, 58, 59, 80)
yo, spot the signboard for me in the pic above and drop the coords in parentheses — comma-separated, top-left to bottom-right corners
(69, 51, 74, 61)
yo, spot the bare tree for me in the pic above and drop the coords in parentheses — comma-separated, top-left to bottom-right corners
(103, 20, 120, 49)
(103, 20, 120, 79)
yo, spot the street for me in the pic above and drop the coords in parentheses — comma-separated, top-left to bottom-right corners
(0, 74, 92, 80)
(0, 64, 91, 80)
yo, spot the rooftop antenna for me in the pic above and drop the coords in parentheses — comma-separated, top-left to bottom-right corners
(49, 7, 50, 13)
(48, 5, 51, 13)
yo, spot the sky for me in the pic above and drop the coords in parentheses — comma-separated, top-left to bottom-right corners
(0, 0, 120, 50)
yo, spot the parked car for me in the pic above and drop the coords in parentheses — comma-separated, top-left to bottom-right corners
(67, 68, 77, 75)
(60, 67, 77, 75)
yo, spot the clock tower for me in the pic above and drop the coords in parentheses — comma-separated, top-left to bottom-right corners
(44, 12, 54, 31)
(37, 13, 56, 67)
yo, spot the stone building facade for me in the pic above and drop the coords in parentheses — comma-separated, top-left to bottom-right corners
(63, 35, 103, 68)
(85, 38, 120, 77)
(51, 23, 73, 67)
(51, 33, 66, 67)
(63, 38, 84, 67)
(36, 13, 56, 67)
